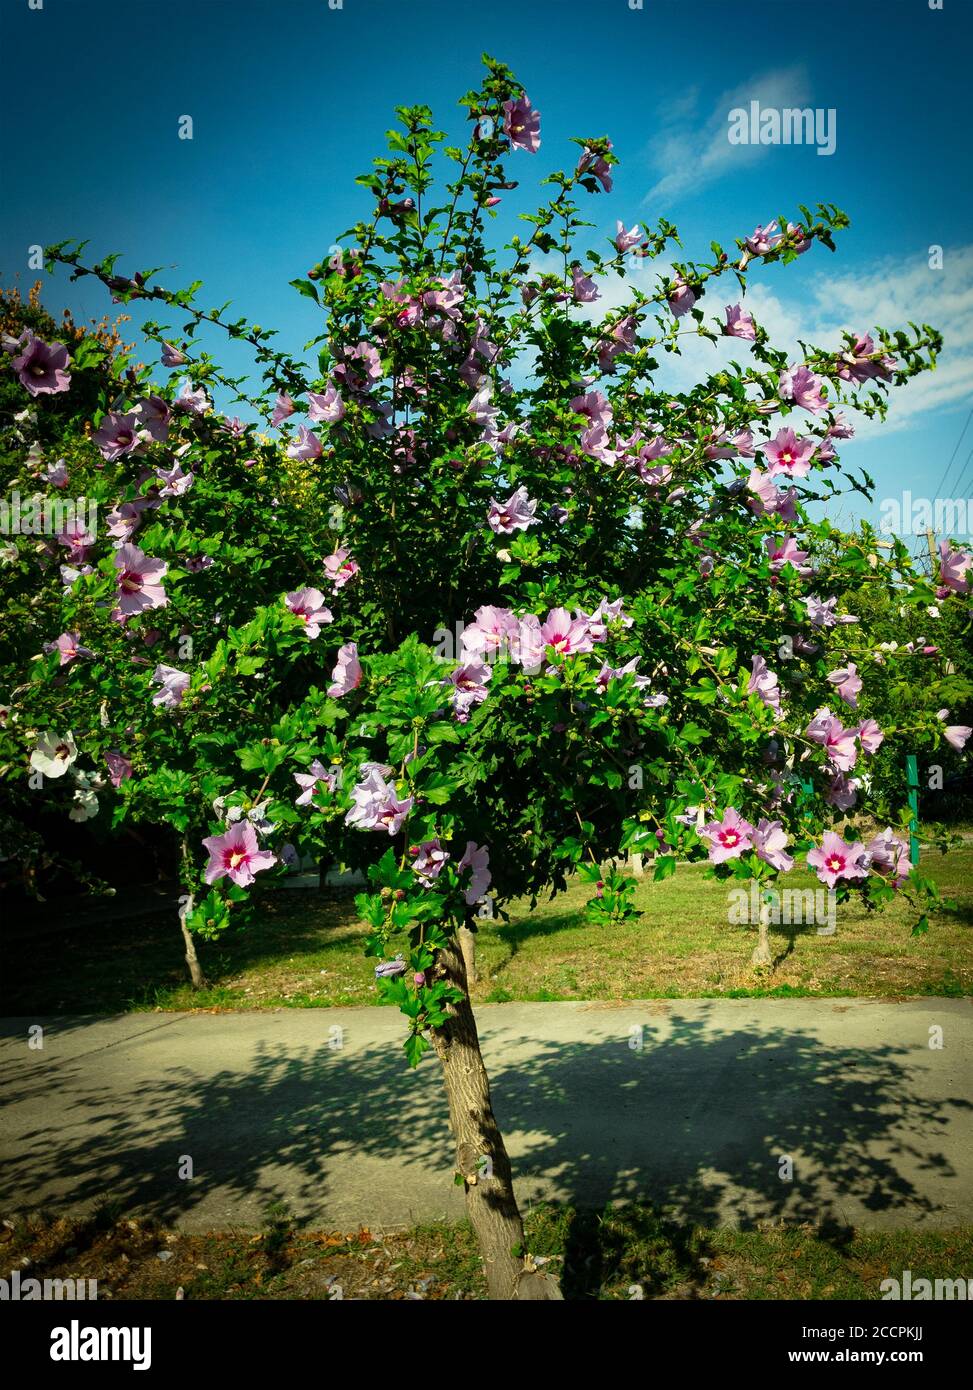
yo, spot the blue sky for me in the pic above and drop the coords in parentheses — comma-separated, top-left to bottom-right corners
(3, 0, 972, 549)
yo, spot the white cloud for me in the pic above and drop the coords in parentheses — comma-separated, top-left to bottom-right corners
(644, 66, 811, 206)
(521, 242, 972, 438)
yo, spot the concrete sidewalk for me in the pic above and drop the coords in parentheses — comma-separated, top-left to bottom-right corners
(1, 999, 971, 1232)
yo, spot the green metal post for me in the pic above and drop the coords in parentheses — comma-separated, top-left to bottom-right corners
(906, 755, 920, 866)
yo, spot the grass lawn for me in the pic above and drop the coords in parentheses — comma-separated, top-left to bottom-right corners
(4, 1202, 971, 1300)
(3, 848, 971, 1013)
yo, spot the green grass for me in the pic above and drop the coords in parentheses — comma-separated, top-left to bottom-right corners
(3, 848, 971, 1014)
(5, 1203, 971, 1300)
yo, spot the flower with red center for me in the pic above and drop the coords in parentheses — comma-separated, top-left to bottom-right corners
(29, 730, 78, 778)
(570, 264, 600, 303)
(447, 660, 492, 720)
(866, 828, 911, 887)
(44, 631, 93, 667)
(294, 759, 339, 806)
(345, 767, 413, 835)
(113, 544, 168, 619)
(138, 396, 171, 443)
(202, 822, 277, 887)
(700, 808, 755, 863)
(271, 393, 295, 427)
(765, 535, 812, 577)
(763, 427, 816, 478)
(12, 335, 72, 396)
(502, 95, 540, 153)
(151, 665, 190, 708)
(175, 381, 210, 414)
(322, 547, 359, 592)
(806, 708, 859, 771)
(307, 384, 345, 425)
(460, 605, 519, 659)
(857, 718, 885, 755)
(748, 655, 782, 713)
(156, 462, 194, 497)
(576, 144, 613, 191)
(753, 819, 794, 872)
(539, 607, 594, 656)
(807, 831, 868, 889)
(413, 838, 450, 884)
(836, 333, 896, 383)
(93, 412, 143, 462)
(284, 588, 333, 639)
(487, 485, 538, 535)
(615, 221, 642, 254)
(744, 222, 779, 256)
(43, 459, 69, 489)
(286, 426, 323, 460)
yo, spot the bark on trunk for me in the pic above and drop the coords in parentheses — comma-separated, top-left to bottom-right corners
(431, 938, 560, 1300)
(457, 922, 478, 984)
(177, 839, 208, 991)
(751, 897, 773, 968)
(178, 902, 207, 990)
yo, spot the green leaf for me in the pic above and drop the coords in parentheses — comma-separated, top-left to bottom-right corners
(653, 855, 676, 882)
(404, 1032, 431, 1068)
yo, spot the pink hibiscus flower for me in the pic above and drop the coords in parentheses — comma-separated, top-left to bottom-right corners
(114, 545, 168, 619)
(328, 642, 362, 698)
(202, 822, 276, 887)
(807, 831, 868, 888)
(284, 588, 333, 639)
(700, 808, 755, 863)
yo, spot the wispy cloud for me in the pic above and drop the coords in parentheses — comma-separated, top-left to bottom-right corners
(524, 241, 972, 436)
(644, 65, 811, 206)
(587, 244, 970, 430)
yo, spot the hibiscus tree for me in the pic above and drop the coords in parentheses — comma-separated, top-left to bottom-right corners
(3, 57, 971, 1299)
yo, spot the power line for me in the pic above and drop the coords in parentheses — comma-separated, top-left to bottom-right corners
(931, 407, 972, 500)
(950, 442, 973, 502)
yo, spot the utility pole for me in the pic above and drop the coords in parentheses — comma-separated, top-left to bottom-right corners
(924, 527, 938, 575)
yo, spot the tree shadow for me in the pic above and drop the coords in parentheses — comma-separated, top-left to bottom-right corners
(2, 1007, 969, 1294)
(490, 910, 587, 969)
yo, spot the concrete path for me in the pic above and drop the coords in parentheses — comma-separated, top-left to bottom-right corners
(1, 999, 971, 1232)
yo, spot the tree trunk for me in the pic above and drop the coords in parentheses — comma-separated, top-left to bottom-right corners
(751, 897, 772, 969)
(179, 915, 207, 991)
(431, 938, 561, 1300)
(177, 836, 208, 991)
(457, 922, 478, 984)
(178, 897, 207, 990)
